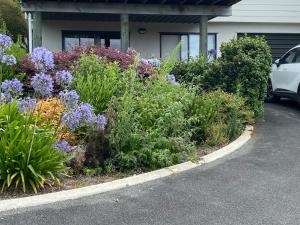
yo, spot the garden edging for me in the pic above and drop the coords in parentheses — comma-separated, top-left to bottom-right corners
(0, 125, 253, 212)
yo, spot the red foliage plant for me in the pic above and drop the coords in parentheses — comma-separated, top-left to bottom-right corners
(17, 46, 156, 77)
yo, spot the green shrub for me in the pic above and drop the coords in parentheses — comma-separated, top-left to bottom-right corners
(171, 56, 207, 90)
(0, 102, 67, 193)
(73, 54, 121, 113)
(188, 90, 254, 146)
(0, 0, 27, 41)
(107, 67, 195, 172)
(219, 36, 272, 116)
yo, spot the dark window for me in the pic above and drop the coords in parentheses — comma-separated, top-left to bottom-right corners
(281, 48, 298, 64)
(160, 33, 217, 60)
(62, 31, 121, 51)
(294, 48, 300, 63)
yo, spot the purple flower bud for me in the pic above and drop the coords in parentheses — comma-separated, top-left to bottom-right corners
(208, 49, 217, 57)
(56, 70, 73, 88)
(31, 47, 54, 72)
(53, 140, 71, 153)
(141, 58, 149, 65)
(31, 73, 54, 97)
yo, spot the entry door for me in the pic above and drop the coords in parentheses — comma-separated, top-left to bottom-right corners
(272, 48, 300, 92)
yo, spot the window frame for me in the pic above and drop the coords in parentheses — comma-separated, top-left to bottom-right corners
(62, 30, 122, 51)
(159, 32, 217, 60)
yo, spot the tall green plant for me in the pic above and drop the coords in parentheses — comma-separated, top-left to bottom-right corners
(0, 102, 67, 193)
(73, 54, 121, 113)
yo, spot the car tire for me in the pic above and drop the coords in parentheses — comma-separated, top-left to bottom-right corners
(266, 80, 280, 103)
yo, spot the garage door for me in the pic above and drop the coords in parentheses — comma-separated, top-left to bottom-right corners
(237, 33, 300, 62)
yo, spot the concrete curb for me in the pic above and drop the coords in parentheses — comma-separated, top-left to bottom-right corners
(0, 125, 253, 212)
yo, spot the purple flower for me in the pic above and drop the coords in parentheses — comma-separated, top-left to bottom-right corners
(31, 73, 54, 97)
(53, 140, 71, 153)
(167, 74, 179, 86)
(56, 70, 73, 88)
(1, 79, 23, 99)
(1, 54, 16, 66)
(61, 110, 82, 130)
(17, 97, 37, 113)
(141, 58, 149, 65)
(31, 47, 54, 72)
(61, 103, 95, 130)
(208, 49, 217, 57)
(59, 90, 79, 109)
(78, 103, 95, 125)
(0, 34, 12, 51)
(95, 114, 107, 130)
(147, 58, 160, 68)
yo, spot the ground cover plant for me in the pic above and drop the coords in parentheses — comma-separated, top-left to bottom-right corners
(0, 33, 261, 194)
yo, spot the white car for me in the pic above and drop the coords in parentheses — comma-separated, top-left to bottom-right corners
(267, 45, 300, 102)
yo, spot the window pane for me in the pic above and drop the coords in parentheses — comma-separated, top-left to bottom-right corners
(189, 35, 199, 59)
(161, 35, 180, 59)
(294, 49, 300, 63)
(110, 39, 121, 50)
(282, 49, 297, 64)
(64, 37, 79, 51)
(80, 38, 94, 47)
(208, 35, 216, 53)
(181, 35, 188, 60)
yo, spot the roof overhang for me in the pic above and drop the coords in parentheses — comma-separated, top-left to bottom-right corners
(22, 0, 242, 23)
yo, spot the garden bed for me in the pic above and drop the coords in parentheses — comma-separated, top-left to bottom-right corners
(0, 33, 271, 196)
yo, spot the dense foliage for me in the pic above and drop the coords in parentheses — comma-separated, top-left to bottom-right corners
(0, 32, 260, 193)
(172, 36, 272, 117)
(0, 0, 27, 41)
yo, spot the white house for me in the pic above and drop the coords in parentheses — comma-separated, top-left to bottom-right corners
(22, 0, 300, 61)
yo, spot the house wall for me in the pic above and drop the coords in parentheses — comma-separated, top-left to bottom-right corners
(42, 19, 300, 58)
(212, 0, 300, 23)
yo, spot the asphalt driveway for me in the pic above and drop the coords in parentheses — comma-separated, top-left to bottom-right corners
(1, 101, 300, 225)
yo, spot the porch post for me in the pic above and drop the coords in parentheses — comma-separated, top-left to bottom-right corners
(32, 12, 42, 48)
(120, 14, 129, 52)
(199, 15, 208, 58)
(27, 12, 33, 53)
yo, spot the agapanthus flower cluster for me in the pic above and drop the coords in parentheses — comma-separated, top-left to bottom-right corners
(31, 47, 55, 72)
(1, 78, 23, 102)
(141, 58, 149, 65)
(56, 70, 73, 88)
(61, 103, 95, 131)
(53, 140, 71, 153)
(59, 90, 79, 109)
(147, 58, 160, 68)
(208, 49, 217, 57)
(167, 74, 179, 86)
(0, 34, 12, 51)
(31, 73, 54, 97)
(95, 114, 107, 131)
(17, 97, 37, 113)
(0, 34, 16, 66)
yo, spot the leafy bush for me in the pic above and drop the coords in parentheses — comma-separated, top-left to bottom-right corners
(0, 0, 27, 41)
(188, 90, 254, 146)
(0, 102, 67, 193)
(73, 54, 121, 113)
(217, 36, 272, 116)
(107, 66, 195, 172)
(171, 56, 208, 90)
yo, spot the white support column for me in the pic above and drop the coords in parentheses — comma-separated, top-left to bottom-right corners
(28, 12, 33, 53)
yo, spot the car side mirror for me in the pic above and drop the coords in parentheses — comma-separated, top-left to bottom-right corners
(275, 59, 281, 67)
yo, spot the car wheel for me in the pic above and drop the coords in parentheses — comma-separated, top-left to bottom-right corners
(266, 80, 280, 103)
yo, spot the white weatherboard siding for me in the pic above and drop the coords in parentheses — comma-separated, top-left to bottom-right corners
(42, 20, 300, 57)
(212, 0, 300, 23)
